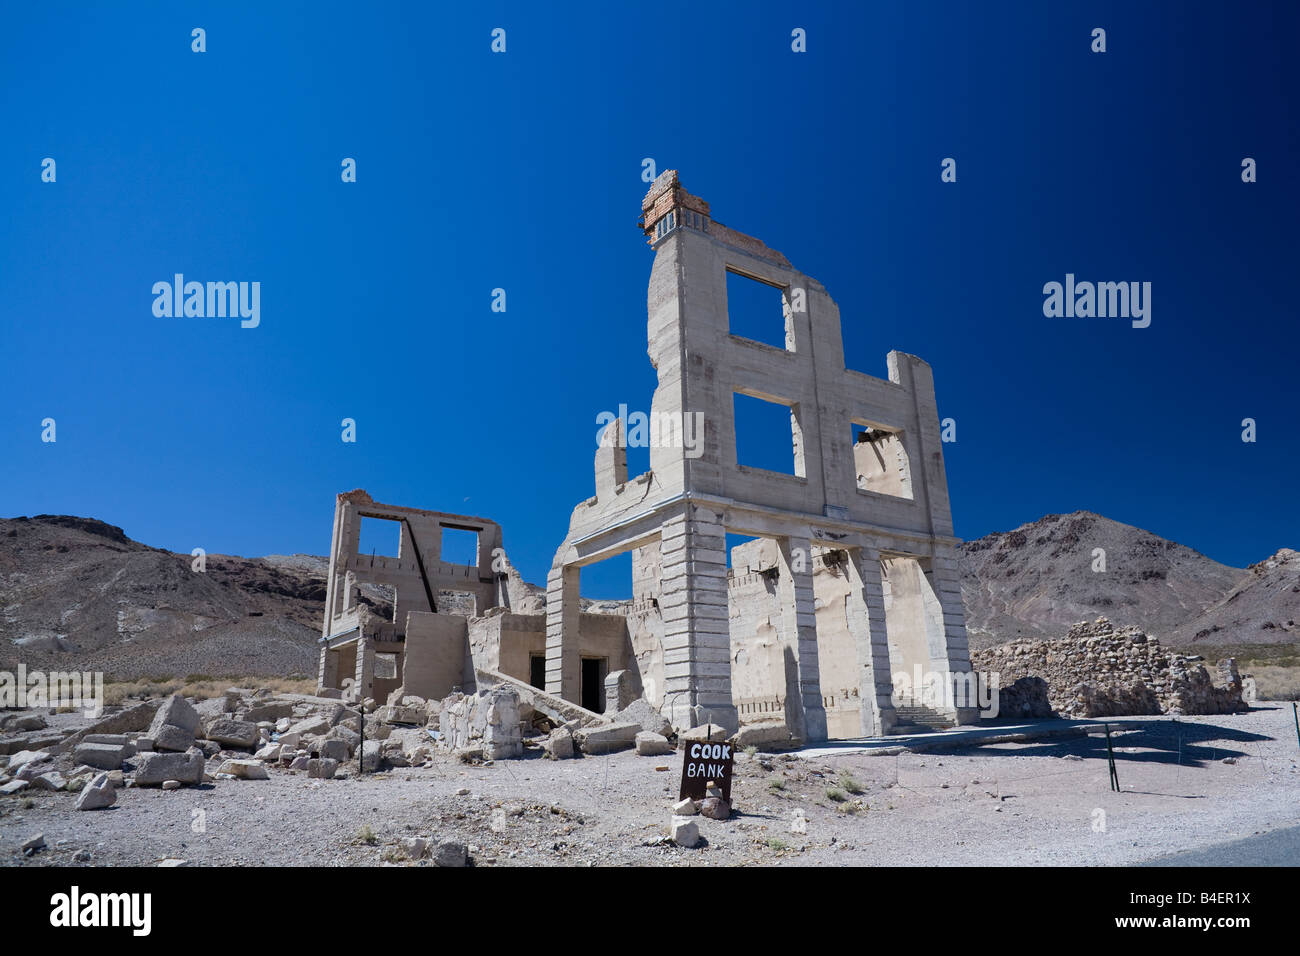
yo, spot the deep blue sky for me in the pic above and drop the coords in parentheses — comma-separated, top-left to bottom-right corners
(2, 1, 1296, 598)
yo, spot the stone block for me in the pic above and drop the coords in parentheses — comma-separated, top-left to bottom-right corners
(215, 759, 269, 780)
(616, 698, 673, 737)
(242, 702, 294, 724)
(73, 742, 126, 771)
(148, 695, 200, 739)
(433, 841, 468, 867)
(76, 775, 116, 811)
(307, 757, 338, 779)
(134, 748, 205, 786)
(635, 732, 673, 756)
(31, 771, 67, 791)
(670, 816, 700, 848)
(317, 738, 349, 762)
(153, 724, 196, 752)
(543, 728, 574, 759)
(202, 718, 259, 749)
(574, 722, 640, 755)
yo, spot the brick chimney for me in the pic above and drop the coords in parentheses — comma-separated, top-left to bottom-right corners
(639, 170, 711, 244)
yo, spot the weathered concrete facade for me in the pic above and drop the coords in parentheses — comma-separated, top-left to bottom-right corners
(319, 172, 974, 743)
(544, 171, 975, 740)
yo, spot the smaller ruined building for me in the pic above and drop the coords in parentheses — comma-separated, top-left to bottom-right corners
(318, 173, 976, 742)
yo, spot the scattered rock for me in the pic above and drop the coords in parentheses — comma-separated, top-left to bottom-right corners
(203, 718, 259, 749)
(634, 731, 673, 756)
(153, 724, 196, 752)
(8, 749, 50, 773)
(317, 738, 349, 763)
(543, 728, 574, 760)
(670, 816, 700, 848)
(21, 833, 46, 855)
(616, 698, 674, 737)
(699, 797, 731, 820)
(134, 748, 205, 786)
(433, 840, 468, 867)
(254, 742, 282, 761)
(31, 771, 67, 791)
(148, 695, 201, 740)
(216, 759, 269, 780)
(307, 758, 339, 779)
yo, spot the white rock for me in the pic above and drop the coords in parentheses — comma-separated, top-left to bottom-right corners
(635, 732, 673, 756)
(215, 759, 269, 780)
(76, 775, 116, 811)
(670, 816, 701, 848)
(31, 771, 67, 791)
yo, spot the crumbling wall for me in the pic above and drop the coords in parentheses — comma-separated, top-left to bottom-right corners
(971, 618, 1247, 717)
(402, 611, 470, 701)
(438, 686, 523, 759)
(727, 547, 787, 725)
(807, 552, 864, 739)
(469, 610, 545, 678)
(628, 543, 665, 708)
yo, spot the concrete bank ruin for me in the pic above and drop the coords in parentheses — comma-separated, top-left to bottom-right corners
(317, 171, 976, 745)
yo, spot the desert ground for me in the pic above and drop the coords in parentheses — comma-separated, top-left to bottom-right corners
(3, 705, 1297, 867)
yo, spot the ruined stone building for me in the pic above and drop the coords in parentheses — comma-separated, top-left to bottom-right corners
(317, 171, 975, 743)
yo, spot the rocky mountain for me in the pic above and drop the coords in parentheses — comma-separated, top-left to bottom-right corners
(1165, 548, 1300, 646)
(958, 511, 1253, 649)
(0, 515, 326, 679)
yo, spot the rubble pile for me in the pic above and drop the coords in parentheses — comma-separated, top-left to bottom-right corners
(1, 679, 689, 812)
(0, 685, 446, 804)
(972, 617, 1247, 718)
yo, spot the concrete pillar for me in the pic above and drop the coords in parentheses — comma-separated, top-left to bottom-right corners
(357, 636, 374, 701)
(544, 564, 581, 703)
(924, 550, 979, 725)
(844, 548, 897, 736)
(318, 647, 339, 691)
(658, 506, 737, 732)
(776, 536, 828, 743)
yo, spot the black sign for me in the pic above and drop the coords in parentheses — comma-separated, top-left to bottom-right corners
(678, 738, 734, 803)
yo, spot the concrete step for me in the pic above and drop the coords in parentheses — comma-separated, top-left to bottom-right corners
(890, 702, 955, 732)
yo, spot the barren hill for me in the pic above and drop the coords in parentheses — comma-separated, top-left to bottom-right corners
(958, 511, 1248, 648)
(0, 515, 325, 679)
(1166, 548, 1300, 646)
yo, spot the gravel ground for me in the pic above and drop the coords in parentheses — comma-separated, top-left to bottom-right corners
(2, 706, 1297, 867)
